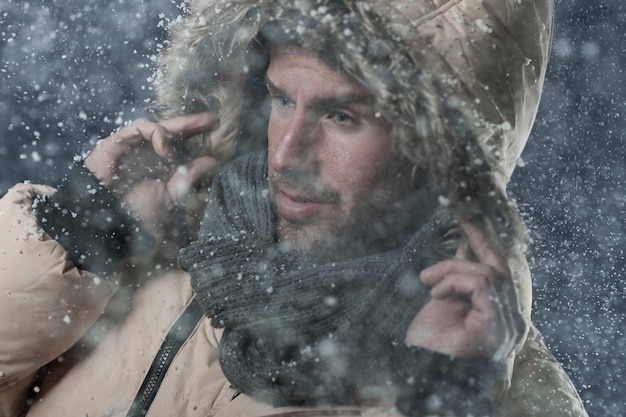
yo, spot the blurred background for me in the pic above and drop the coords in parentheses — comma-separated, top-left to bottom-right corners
(1, 0, 624, 415)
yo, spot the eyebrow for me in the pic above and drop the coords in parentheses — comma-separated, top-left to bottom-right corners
(265, 76, 376, 109)
(264, 77, 287, 98)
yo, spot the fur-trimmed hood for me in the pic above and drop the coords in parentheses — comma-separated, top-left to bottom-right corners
(156, 0, 553, 253)
(157, 0, 553, 185)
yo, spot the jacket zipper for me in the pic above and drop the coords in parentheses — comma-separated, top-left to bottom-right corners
(126, 297, 204, 417)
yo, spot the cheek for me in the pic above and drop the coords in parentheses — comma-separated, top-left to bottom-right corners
(326, 139, 395, 202)
(267, 116, 279, 148)
(266, 115, 285, 172)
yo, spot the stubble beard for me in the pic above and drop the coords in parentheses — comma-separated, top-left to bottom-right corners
(271, 174, 417, 259)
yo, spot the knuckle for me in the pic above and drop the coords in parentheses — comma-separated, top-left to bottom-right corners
(442, 259, 458, 272)
(485, 264, 501, 280)
(477, 274, 492, 289)
(133, 117, 151, 125)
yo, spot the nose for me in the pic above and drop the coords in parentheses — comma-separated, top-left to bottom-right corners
(268, 109, 319, 174)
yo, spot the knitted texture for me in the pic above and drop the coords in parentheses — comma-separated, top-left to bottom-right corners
(179, 152, 504, 414)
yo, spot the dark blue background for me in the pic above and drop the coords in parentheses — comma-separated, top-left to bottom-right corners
(1, 1, 623, 415)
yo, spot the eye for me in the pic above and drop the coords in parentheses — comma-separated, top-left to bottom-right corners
(270, 93, 293, 110)
(333, 111, 355, 125)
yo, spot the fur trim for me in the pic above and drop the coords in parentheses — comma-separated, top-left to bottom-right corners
(156, 0, 553, 255)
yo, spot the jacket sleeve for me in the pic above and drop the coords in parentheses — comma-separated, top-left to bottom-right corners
(489, 250, 588, 417)
(0, 167, 154, 416)
(493, 324, 589, 417)
(361, 332, 588, 417)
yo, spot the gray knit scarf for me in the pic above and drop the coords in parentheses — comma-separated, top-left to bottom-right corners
(179, 152, 502, 415)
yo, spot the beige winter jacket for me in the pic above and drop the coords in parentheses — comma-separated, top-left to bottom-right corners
(0, 184, 588, 417)
(1, 0, 588, 416)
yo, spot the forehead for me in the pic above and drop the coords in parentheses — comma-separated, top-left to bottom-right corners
(267, 45, 373, 100)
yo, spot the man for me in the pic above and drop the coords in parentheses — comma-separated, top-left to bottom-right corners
(0, 1, 587, 416)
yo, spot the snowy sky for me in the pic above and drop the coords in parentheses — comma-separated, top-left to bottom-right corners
(1, 1, 624, 415)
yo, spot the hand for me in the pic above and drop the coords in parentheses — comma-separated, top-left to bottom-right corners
(84, 113, 219, 230)
(405, 222, 526, 361)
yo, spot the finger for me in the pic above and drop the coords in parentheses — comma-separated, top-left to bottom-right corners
(430, 273, 517, 359)
(155, 112, 217, 159)
(454, 244, 466, 260)
(111, 118, 163, 146)
(85, 122, 152, 186)
(159, 112, 217, 143)
(103, 118, 171, 159)
(166, 155, 220, 204)
(422, 259, 513, 318)
(460, 221, 506, 272)
(119, 113, 217, 158)
(420, 258, 494, 286)
(429, 273, 494, 312)
(133, 120, 173, 158)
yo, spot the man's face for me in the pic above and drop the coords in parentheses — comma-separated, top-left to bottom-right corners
(266, 46, 415, 253)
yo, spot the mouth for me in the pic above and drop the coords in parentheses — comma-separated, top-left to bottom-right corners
(275, 188, 330, 221)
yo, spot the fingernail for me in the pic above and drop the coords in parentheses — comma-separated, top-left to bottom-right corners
(419, 266, 433, 279)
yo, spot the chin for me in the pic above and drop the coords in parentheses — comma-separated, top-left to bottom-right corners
(276, 222, 389, 261)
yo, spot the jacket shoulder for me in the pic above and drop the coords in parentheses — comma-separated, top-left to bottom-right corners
(0, 183, 117, 416)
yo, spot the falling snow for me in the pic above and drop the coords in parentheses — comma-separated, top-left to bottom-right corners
(0, 1, 624, 416)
